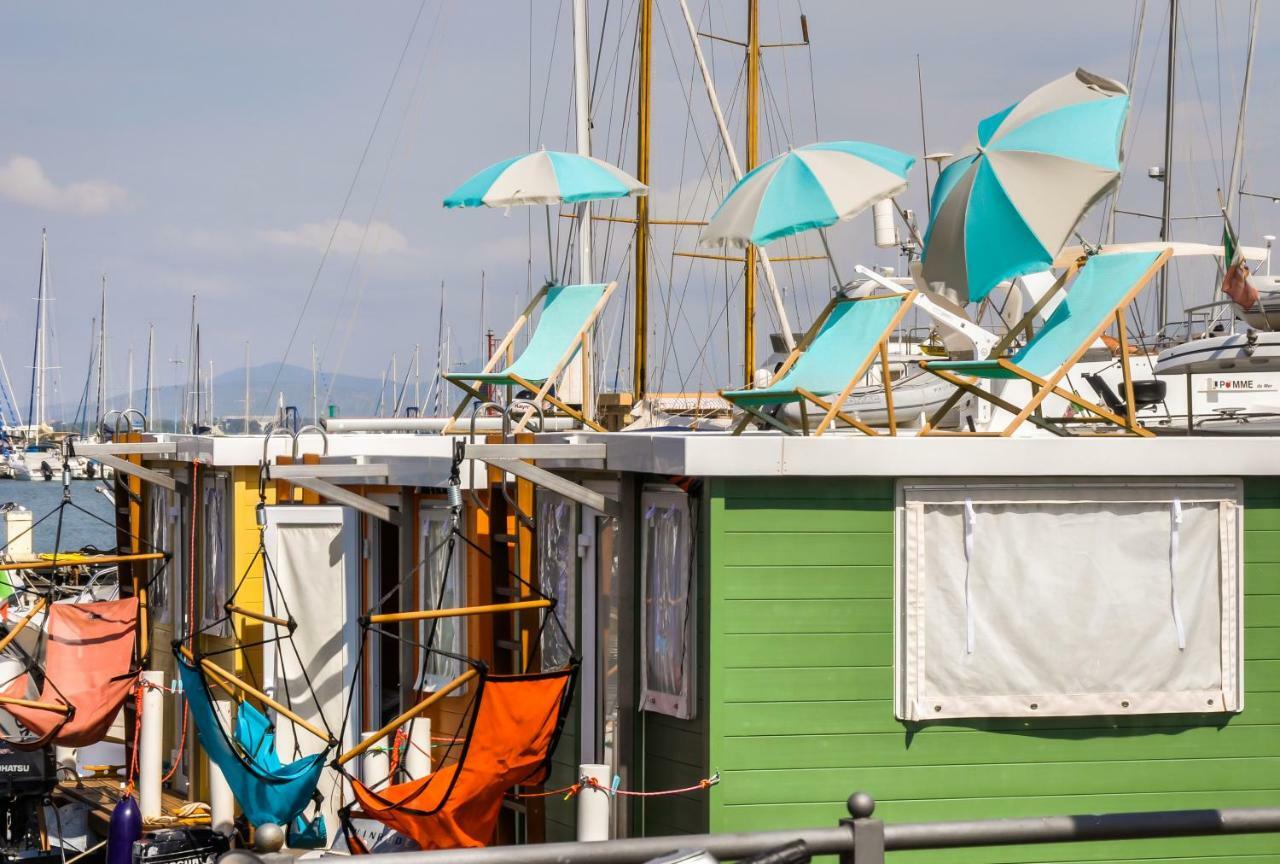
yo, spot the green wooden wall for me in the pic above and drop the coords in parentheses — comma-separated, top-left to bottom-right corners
(705, 476, 1280, 864)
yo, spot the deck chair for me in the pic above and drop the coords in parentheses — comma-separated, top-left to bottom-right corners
(721, 291, 918, 436)
(918, 249, 1171, 437)
(0, 597, 139, 750)
(443, 282, 617, 434)
(342, 667, 576, 851)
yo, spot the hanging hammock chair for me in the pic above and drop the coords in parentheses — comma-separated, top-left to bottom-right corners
(0, 485, 165, 751)
(0, 597, 139, 749)
(175, 486, 340, 845)
(333, 455, 580, 852)
(176, 653, 329, 827)
(341, 663, 575, 850)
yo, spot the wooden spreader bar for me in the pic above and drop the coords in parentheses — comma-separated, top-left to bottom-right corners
(367, 598, 551, 626)
(225, 604, 291, 629)
(337, 668, 479, 766)
(177, 646, 331, 745)
(0, 552, 166, 572)
(0, 597, 47, 654)
(0, 693, 71, 715)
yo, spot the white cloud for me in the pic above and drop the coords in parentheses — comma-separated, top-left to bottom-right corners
(259, 219, 411, 257)
(0, 155, 127, 215)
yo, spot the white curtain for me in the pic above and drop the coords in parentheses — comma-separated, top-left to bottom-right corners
(270, 520, 350, 845)
(898, 481, 1242, 720)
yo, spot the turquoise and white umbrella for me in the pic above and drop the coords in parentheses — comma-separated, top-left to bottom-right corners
(699, 141, 915, 248)
(921, 69, 1130, 304)
(444, 149, 646, 208)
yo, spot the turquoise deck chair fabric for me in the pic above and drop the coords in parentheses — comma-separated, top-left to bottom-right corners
(723, 296, 906, 406)
(926, 251, 1159, 380)
(177, 657, 327, 827)
(446, 284, 608, 387)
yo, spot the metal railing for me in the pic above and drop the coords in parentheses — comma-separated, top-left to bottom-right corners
(312, 792, 1280, 864)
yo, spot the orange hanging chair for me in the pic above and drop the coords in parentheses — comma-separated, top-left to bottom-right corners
(341, 665, 575, 851)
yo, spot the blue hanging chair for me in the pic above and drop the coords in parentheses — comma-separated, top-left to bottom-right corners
(177, 656, 329, 829)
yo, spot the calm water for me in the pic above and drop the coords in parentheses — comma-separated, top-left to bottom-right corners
(0, 479, 117, 553)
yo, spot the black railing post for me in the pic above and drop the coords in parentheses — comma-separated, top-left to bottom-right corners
(839, 792, 884, 864)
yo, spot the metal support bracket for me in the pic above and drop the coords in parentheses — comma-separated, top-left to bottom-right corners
(287, 476, 401, 525)
(91, 453, 177, 491)
(482, 458, 619, 517)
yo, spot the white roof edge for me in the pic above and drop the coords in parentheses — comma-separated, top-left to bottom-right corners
(594, 433, 1280, 477)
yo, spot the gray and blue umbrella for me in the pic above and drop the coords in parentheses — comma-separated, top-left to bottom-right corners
(699, 141, 915, 248)
(444, 149, 646, 208)
(921, 69, 1130, 303)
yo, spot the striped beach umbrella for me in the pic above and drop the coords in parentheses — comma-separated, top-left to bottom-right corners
(921, 69, 1130, 304)
(444, 150, 646, 208)
(699, 141, 916, 248)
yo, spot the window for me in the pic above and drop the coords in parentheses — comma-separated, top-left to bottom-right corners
(896, 480, 1244, 720)
(146, 488, 172, 622)
(417, 505, 465, 691)
(641, 487, 695, 719)
(537, 492, 577, 670)
(200, 475, 230, 636)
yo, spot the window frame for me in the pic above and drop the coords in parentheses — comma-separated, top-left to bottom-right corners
(416, 502, 466, 692)
(640, 485, 696, 720)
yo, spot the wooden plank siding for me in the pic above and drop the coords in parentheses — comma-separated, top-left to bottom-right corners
(706, 476, 1280, 864)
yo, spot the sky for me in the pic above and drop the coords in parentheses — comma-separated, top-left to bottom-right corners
(0, 1, 1274, 417)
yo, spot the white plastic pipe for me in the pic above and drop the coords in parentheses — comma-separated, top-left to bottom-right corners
(363, 731, 391, 790)
(54, 746, 77, 780)
(404, 718, 432, 781)
(209, 693, 236, 836)
(139, 671, 164, 821)
(576, 763, 612, 841)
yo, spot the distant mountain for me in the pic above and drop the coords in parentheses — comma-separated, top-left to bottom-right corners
(51, 363, 443, 431)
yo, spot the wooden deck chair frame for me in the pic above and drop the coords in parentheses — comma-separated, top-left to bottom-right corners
(442, 281, 618, 434)
(918, 249, 1171, 438)
(724, 291, 918, 437)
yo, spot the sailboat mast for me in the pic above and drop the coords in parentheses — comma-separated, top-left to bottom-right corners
(183, 296, 196, 431)
(413, 343, 420, 413)
(127, 347, 134, 411)
(243, 342, 251, 433)
(207, 359, 214, 425)
(1225, 0, 1261, 226)
(743, 0, 761, 383)
(1157, 0, 1178, 327)
(634, 0, 652, 399)
(96, 275, 107, 428)
(144, 324, 154, 431)
(311, 343, 318, 425)
(28, 230, 48, 443)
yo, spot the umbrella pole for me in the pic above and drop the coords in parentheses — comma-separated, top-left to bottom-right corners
(818, 229, 847, 293)
(545, 206, 556, 283)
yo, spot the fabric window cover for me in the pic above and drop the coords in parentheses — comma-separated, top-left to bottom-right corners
(537, 493, 577, 670)
(897, 481, 1243, 720)
(640, 487, 695, 719)
(418, 507, 465, 691)
(201, 477, 229, 636)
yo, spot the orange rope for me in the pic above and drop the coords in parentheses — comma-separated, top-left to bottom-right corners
(514, 772, 720, 801)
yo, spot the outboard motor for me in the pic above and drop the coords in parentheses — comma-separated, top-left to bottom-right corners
(0, 741, 59, 864)
(1083, 373, 1167, 414)
(39, 461, 53, 482)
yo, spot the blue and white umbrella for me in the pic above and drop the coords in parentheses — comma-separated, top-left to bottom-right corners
(921, 69, 1130, 304)
(444, 149, 646, 208)
(699, 141, 916, 248)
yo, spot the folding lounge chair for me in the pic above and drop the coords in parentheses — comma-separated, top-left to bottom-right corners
(918, 248, 1171, 437)
(721, 291, 918, 436)
(443, 282, 617, 433)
